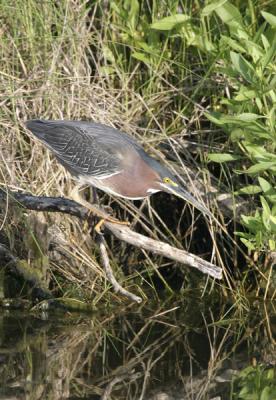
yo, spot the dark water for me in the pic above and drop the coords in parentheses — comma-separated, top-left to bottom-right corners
(0, 298, 275, 400)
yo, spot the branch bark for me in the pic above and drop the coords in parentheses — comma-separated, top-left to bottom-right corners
(0, 189, 223, 283)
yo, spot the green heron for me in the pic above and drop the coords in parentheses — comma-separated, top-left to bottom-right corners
(26, 120, 211, 223)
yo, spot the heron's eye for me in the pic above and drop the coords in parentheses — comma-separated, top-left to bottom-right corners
(163, 177, 178, 186)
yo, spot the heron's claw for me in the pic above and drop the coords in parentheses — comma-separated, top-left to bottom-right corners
(95, 219, 106, 234)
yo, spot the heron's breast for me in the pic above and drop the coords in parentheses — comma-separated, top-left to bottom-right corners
(96, 156, 160, 199)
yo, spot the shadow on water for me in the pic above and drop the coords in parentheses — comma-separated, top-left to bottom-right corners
(0, 298, 275, 400)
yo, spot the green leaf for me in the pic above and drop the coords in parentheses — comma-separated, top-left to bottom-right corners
(201, 0, 227, 16)
(261, 196, 271, 227)
(261, 11, 276, 28)
(98, 66, 115, 75)
(236, 28, 249, 41)
(230, 51, 255, 83)
(270, 215, 276, 223)
(258, 177, 272, 193)
(205, 111, 228, 125)
(245, 162, 276, 174)
(231, 128, 245, 141)
(215, 1, 243, 28)
(132, 51, 152, 64)
(207, 110, 265, 128)
(110, 1, 121, 14)
(241, 215, 263, 233)
(220, 35, 246, 53)
(240, 238, 256, 251)
(243, 40, 264, 62)
(235, 89, 258, 101)
(208, 153, 241, 162)
(102, 45, 115, 64)
(269, 216, 276, 232)
(128, 0, 139, 30)
(232, 113, 261, 121)
(266, 369, 274, 380)
(238, 366, 255, 378)
(269, 239, 276, 251)
(272, 205, 276, 216)
(267, 194, 276, 204)
(236, 185, 262, 195)
(261, 386, 275, 400)
(261, 33, 270, 52)
(150, 14, 190, 31)
(262, 35, 276, 67)
(244, 144, 276, 161)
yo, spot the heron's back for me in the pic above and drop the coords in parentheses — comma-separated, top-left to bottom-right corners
(26, 119, 139, 179)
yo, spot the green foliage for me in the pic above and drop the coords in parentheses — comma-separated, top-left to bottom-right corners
(100, 0, 216, 79)
(235, 176, 276, 251)
(231, 365, 276, 400)
(103, 0, 171, 69)
(202, 1, 276, 253)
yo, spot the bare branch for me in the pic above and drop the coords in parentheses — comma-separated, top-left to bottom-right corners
(0, 189, 223, 281)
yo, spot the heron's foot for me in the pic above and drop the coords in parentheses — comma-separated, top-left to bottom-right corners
(70, 186, 129, 228)
(109, 218, 130, 226)
(95, 216, 129, 234)
(95, 218, 106, 234)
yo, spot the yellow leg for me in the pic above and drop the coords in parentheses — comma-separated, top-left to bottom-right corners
(70, 185, 129, 226)
(95, 218, 106, 234)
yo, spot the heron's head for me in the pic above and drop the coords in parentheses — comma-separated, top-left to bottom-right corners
(149, 161, 212, 218)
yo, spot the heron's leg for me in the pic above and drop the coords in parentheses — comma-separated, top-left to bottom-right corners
(92, 187, 99, 203)
(70, 185, 129, 227)
(91, 187, 113, 215)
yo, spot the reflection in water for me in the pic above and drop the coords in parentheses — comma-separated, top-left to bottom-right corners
(0, 299, 275, 400)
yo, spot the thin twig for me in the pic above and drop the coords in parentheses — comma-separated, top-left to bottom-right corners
(97, 234, 142, 303)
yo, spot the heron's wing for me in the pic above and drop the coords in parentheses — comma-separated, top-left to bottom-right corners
(26, 120, 140, 178)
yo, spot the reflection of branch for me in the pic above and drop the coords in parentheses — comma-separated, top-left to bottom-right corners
(101, 372, 142, 400)
(0, 189, 222, 298)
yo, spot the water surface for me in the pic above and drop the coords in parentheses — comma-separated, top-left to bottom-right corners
(0, 298, 275, 399)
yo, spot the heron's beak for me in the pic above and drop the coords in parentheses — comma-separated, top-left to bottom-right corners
(162, 184, 212, 218)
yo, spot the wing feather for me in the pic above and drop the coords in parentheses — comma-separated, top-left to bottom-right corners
(25, 120, 140, 178)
